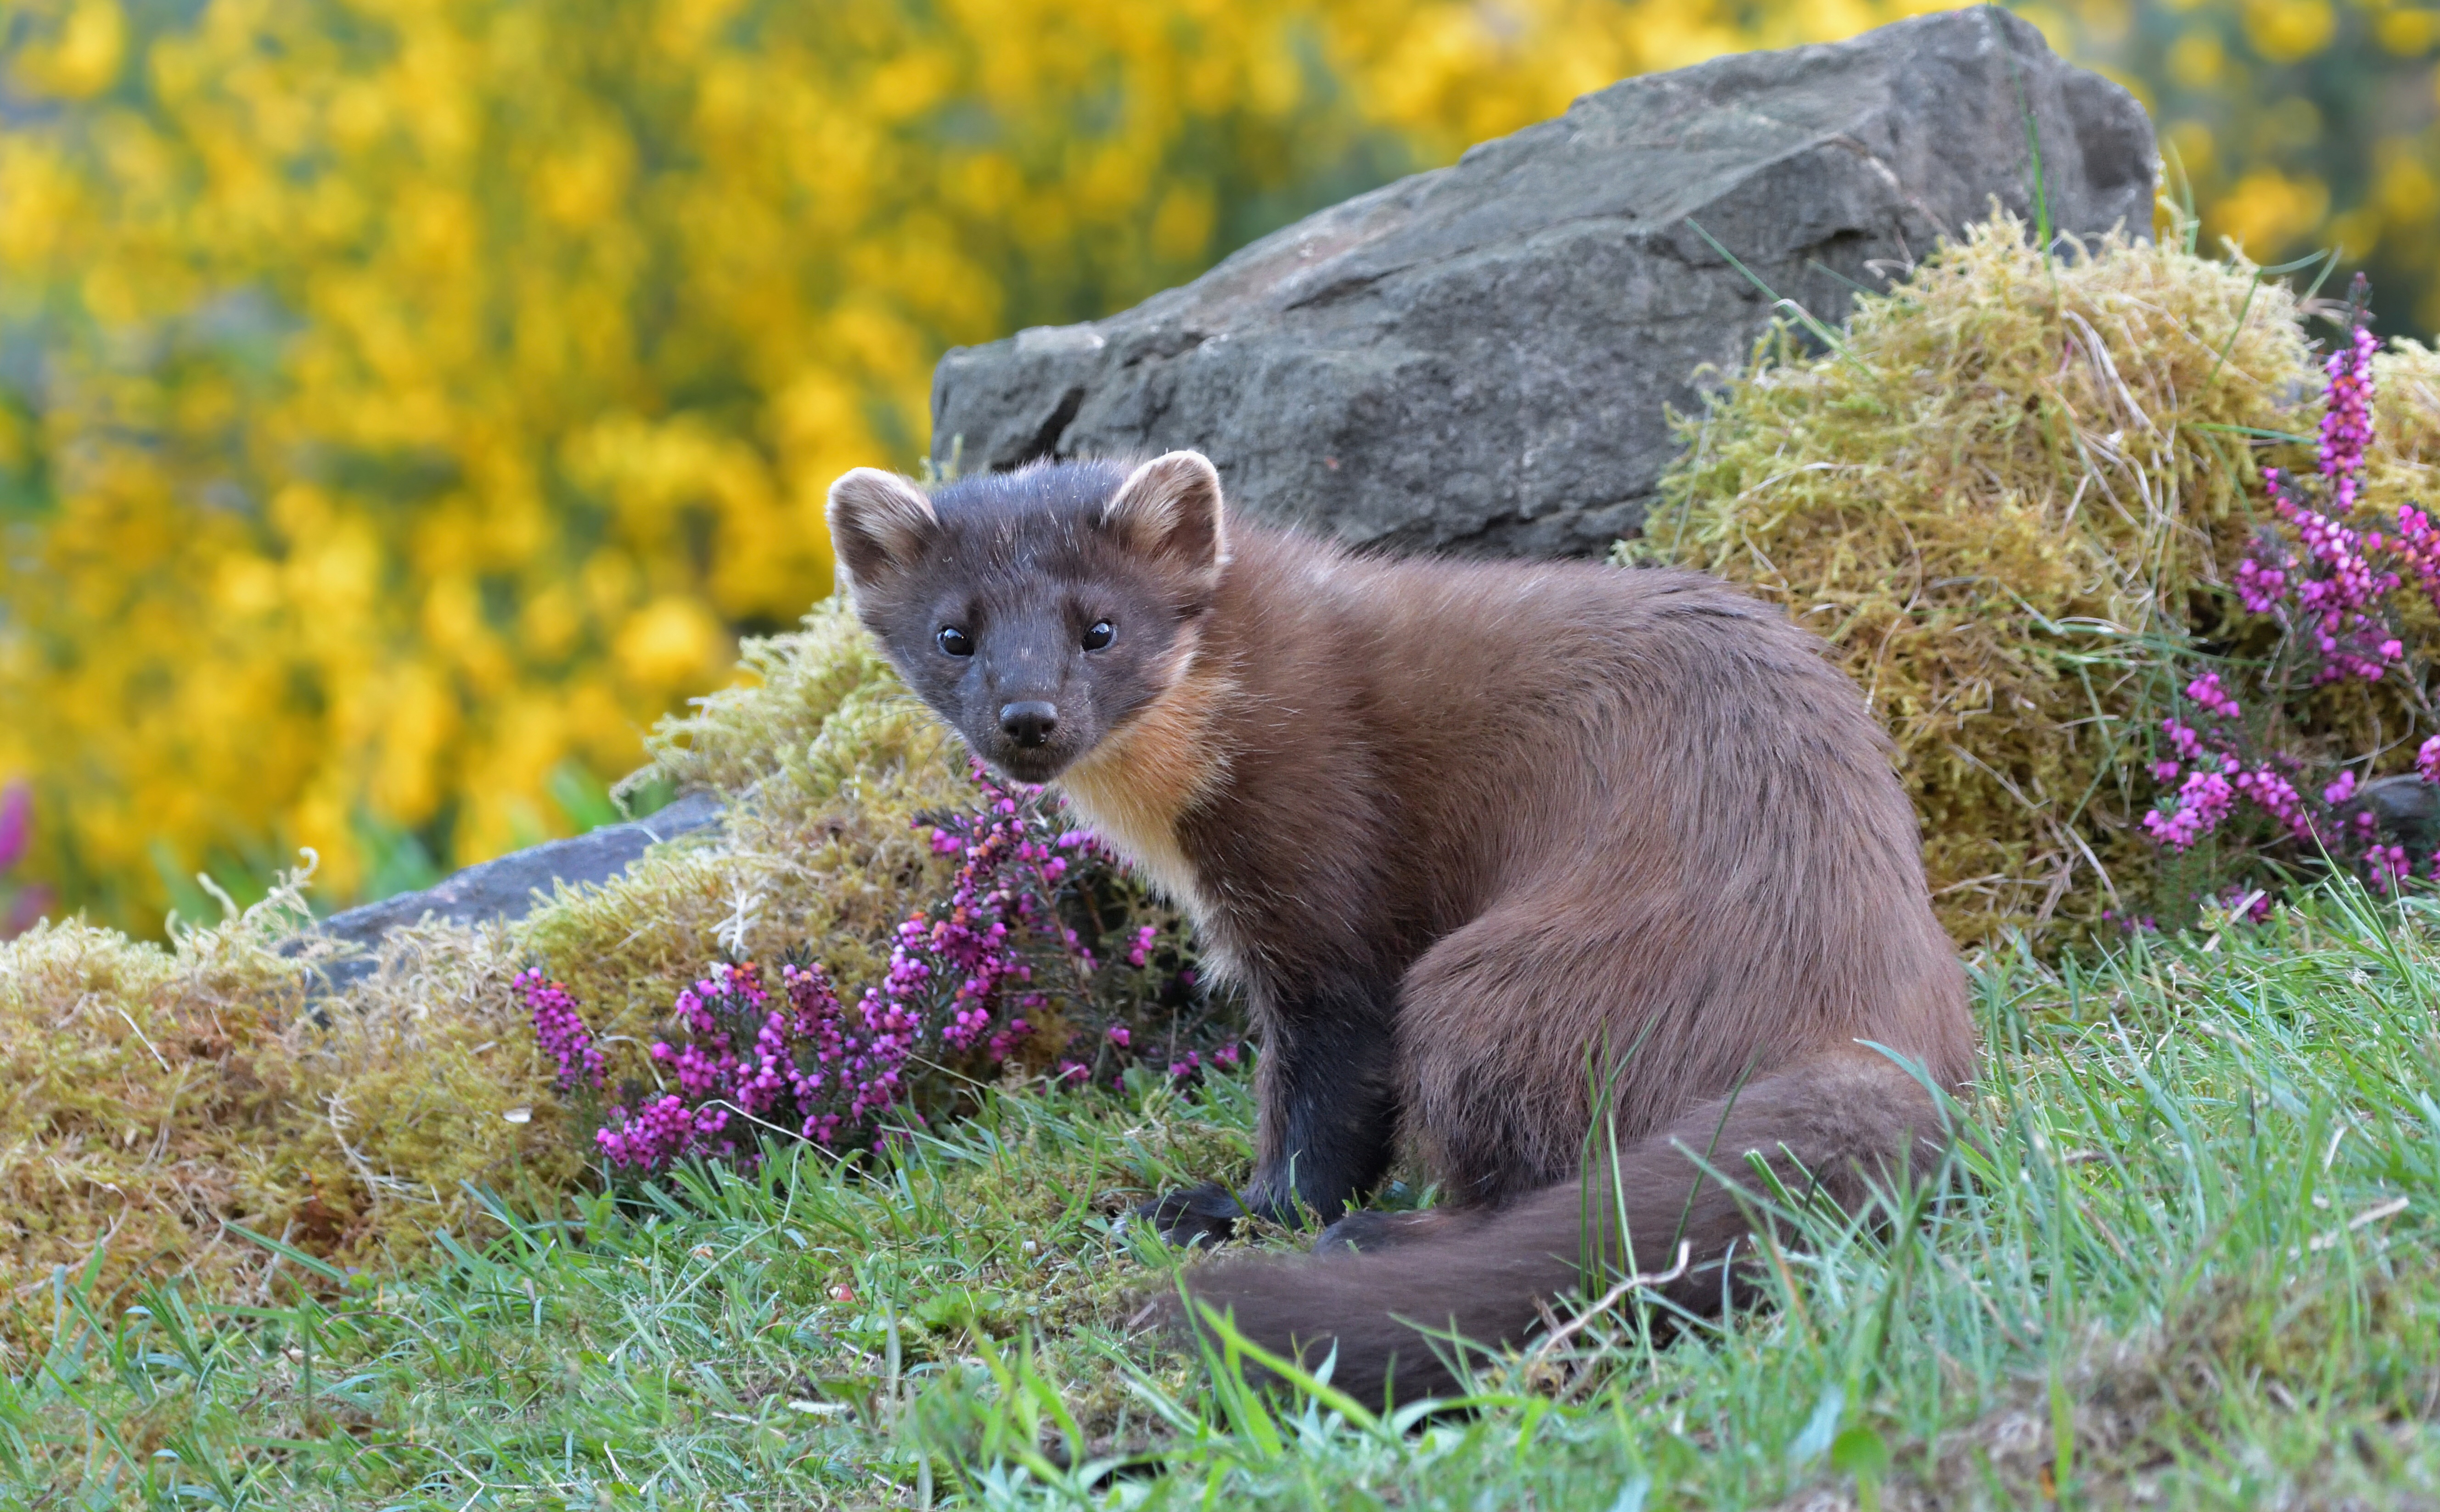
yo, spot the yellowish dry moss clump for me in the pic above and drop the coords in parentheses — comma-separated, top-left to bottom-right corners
(1647, 216, 2440, 945)
(0, 885, 582, 1350)
(0, 602, 961, 1358)
(518, 600, 969, 1046)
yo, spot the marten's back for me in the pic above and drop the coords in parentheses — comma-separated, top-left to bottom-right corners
(1198, 525, 1969, 1092)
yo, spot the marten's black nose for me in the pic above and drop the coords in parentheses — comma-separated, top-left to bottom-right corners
(999, 700, 1058, 748)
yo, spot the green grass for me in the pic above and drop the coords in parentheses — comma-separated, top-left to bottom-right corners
(10, 884, 2440, 1509)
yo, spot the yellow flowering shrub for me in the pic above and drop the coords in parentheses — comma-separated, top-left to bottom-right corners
(0, 0, 2427, 935)
(0, 0, 1946, 934)
(2053, 0, 2440, 331)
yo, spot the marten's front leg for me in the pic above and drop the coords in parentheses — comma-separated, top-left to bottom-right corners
(1141, 972, 1400, 1246)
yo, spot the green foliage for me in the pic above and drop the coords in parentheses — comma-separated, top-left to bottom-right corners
(10, 885, 2440, 1506)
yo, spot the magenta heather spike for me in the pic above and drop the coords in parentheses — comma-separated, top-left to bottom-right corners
(519, 969, 604, 1094)
(2144, 295, 2440, 898)
(0, 781, 28, 873)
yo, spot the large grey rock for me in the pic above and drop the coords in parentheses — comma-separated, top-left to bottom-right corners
(930, 9, 2153, 556)
(307, 790, 723, 991)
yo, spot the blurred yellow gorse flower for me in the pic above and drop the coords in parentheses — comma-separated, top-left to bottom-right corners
(0, 0, 2429, 933)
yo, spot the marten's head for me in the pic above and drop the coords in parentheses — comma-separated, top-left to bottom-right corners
(825, 452, 1229, 785)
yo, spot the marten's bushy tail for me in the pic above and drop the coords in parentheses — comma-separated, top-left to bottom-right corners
(1164, 1054, 1951, 1405)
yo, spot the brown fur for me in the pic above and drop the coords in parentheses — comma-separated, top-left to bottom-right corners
(825, 452, 1973, 1406)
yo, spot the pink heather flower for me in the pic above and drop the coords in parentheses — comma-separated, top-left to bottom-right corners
(1210, 1042, 1242, 1070)
(2143, 768, 2235, 852)
(521, 969, 604, 1093)
(0, 781, 28, 872)
(2185, 672, 2242, 721)
(2320, 321, 2378, 510)
(2239, 322, 2404, 688)
(2232, 767, 2316, 841)
(596, 1093, 710, 1170)
(1056, 1060, 1090, 1085)
(590, 957, 934, 1171)
(2323, 770, 2359, 807)
(2367, 843, 2412, 894)
(573, 764, 1176, 1176)
(2235, 552, 2290, 616)
(2419, 735, 2440, 785)
(2266, 478, 2401, 685)
(863, 767, 1118, 1074)
(984, 1017, 1033, 1061)
(1106, 1025, 1131, 1048)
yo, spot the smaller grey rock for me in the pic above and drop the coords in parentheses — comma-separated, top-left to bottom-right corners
(306, 790, 724, 992)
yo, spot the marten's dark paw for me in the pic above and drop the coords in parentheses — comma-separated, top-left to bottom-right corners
(1138, 1183, 1247, 1247)
(1312, 1209, 1442, 1255)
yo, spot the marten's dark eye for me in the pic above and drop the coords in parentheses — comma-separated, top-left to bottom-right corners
(1082, 619, 1115, 652)
(937, 626, 973, 657)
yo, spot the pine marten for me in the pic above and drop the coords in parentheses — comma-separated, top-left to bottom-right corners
(826, 450, 1973, 1403)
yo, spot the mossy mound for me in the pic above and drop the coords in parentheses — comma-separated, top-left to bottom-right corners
(519, 600, 970, 1042)
(0, 879, 584, 1349)
(1643, 215, 2440, 946)
(0, 602, 968, 1357)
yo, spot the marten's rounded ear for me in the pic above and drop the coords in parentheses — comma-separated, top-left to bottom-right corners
(1101, 451, 1229, 584)
(826, 467, 939, 598)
